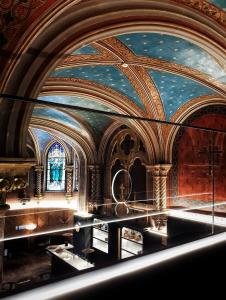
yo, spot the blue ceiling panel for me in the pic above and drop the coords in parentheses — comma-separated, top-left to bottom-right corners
(149, 70, 217, 120)
(74, 111, 112, 139)
(51, 66, 145, 110)
(31, 128, 53, 151)
(33, 107, 82, 131)
(36, 96, 113, 139)
(72, 45, 100, 55)
(38, 95, 114, 112)
(118, 33, 226, 82)
(209, 0, 226, 9)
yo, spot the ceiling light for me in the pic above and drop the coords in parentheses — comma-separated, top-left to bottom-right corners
(121, 63, 128, 68)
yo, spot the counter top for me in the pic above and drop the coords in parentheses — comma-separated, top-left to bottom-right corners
(47, 245, 94, 271)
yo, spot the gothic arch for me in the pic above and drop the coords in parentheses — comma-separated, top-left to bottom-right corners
(1, 0, 226, 158)
(98, 120, 158, 164)
(30, 118, 97, 164)
(104, 128, 149, 200)
(29, 121, 95, 210)
(44, 141, 67, 192)
(28, 128, 41, 164)
(165, 97, 226, 162)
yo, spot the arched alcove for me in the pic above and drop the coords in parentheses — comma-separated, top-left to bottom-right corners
(129, 158, 146, 202)
(171, 106, 226, 211)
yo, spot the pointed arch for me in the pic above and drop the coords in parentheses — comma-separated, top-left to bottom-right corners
(46, 142, 66, 191)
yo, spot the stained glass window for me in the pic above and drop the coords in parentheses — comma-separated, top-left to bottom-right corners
(47, 143, 65, 191)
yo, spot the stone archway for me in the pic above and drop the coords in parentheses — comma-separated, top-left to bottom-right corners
(1, 0, 226, 159)
(171, 105, 226, 211)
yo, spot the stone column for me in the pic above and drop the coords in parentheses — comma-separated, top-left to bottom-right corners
(65, 165, 74, 202)
(94, 165, 101, 204)
(34, 165, 44, 201)
(87, 165, 95, 212)
(149, 165, 161, 210)
(88, 165, 95, 201)
(88, 165, 102, 212)
(149, 164, 171, 211)
(159, 164, 172, 211)
(149, 164, 171, 246)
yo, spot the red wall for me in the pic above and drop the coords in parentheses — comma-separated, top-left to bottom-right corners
(177, 114, 226, 204)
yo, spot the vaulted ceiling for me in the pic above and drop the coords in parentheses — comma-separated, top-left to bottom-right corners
(2, 1, 226, 154)
(35, 31, 226, 147)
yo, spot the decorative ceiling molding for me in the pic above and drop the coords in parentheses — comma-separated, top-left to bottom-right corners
(162, 95, 225, 140)
(170, 94, 226, 123)
(2, 0, 226, 56)
(2, 0, 226, 161)
(3, 2, 226, 99)
(56, 55, 226, 95)
(54, 34, 226, 127)
(30, 117, 97, 164)
(42, 78, 146, 117)
(58, 37, 165, 119)
(28, 128, 41, 165)
(164, 96, 226, 162)
(40, 80, 162, 149)
(34, 105, 100, 144)
(60, 37, 226, 96)
(173, 0, 226, 29)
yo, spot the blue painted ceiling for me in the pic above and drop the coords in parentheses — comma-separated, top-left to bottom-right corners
(38, 95, 114, 112)
(118, 33, 226, 82)
(149, 70, 217, 120)
(51, 66, 145, 110)
(31, 128, 53, 151)
(33, 107, 82, 131)
(73, 111, 112, 139)
(40, 31, 225, 139)
(36, 95, 114, 139)
(72, 45, 100, 55)
(209, 0, 226, 10)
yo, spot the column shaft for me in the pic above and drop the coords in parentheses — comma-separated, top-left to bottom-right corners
(65, 165, 74, 200)
(34, 166, 43, 200)
(148, 164, 171, 211)
(159, 164, 172, 210)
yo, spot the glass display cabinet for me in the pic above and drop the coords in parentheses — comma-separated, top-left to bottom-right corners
(121, 227, 143, 258)
(92, 218, 109, 253)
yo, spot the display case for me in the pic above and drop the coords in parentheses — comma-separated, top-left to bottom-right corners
(92, 218, 109, 253)
(121, 227, 143, 259)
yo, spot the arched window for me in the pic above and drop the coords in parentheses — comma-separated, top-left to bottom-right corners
(46, 143, 66, 191)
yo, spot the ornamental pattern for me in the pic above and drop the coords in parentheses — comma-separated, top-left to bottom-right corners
(1, 0, 226, 51)
(173, 0, 226, 27)
(0, 0, 51, 48)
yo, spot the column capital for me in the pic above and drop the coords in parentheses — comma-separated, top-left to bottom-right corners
(88, 164, 95, 170)
(145, 164, 172, 176)
(34, 165, 44, 172)
(159, 164, 172, 177)
(146, 164, 161, 176)
(88, 164, 102, 171)
(65, 165, 73, 172)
